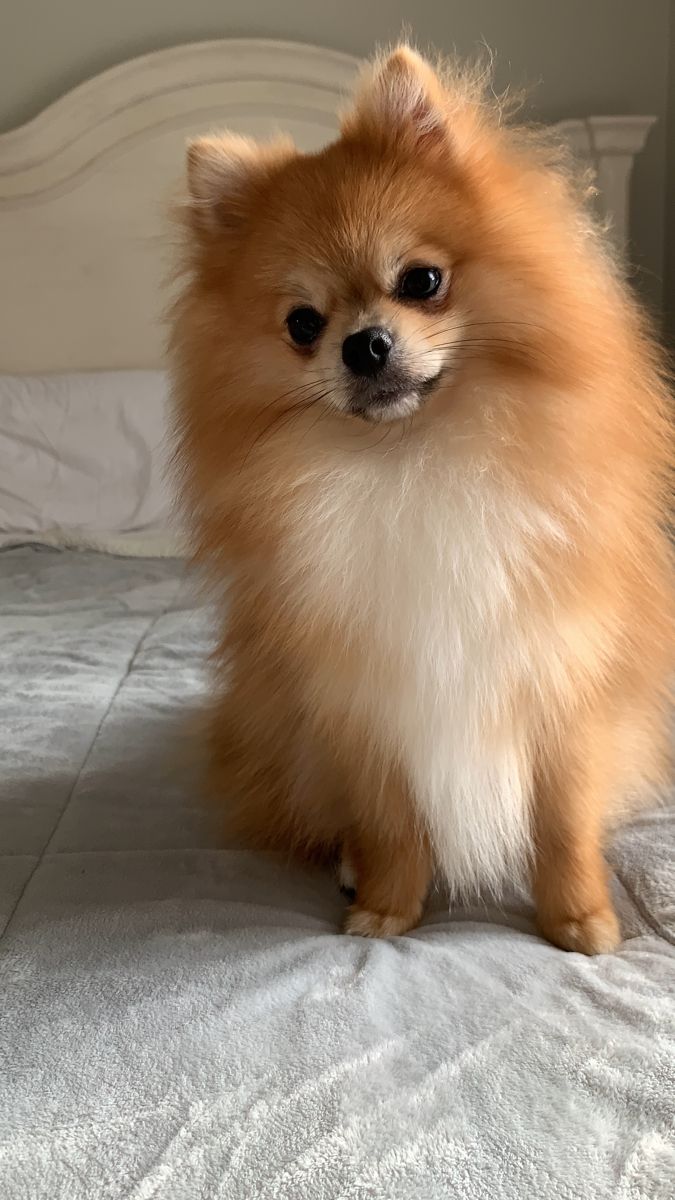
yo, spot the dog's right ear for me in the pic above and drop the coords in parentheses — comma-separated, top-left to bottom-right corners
(342, 46, 449, 151)
(186, 134, 294, 234)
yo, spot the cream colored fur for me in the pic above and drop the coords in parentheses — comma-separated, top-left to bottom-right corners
(279, 415, 572, 898)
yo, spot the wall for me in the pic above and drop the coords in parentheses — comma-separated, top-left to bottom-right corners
(666, 1, 675, 348)
(1, 0, 670, 317)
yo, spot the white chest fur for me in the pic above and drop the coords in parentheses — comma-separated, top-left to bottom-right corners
(284, 443, 569, 897)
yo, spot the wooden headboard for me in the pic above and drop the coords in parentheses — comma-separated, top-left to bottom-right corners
(0, 39, 656, 373)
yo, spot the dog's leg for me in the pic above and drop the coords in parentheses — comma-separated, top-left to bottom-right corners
(343, 761, 432, 938)
(533, 723, 621, 955)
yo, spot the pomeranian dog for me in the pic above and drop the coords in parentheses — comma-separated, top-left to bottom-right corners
(170, 46, 673, 952)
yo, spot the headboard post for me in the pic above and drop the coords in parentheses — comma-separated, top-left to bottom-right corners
(556, 115, 655, 252)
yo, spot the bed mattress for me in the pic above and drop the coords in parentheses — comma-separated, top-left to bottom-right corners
(1, 546, 673, 1199)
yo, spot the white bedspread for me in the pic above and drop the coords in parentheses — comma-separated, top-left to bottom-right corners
(1, 548, 673, 1199)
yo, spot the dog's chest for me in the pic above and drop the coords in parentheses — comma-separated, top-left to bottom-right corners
(287, 459, 563, 892)
(293, 459, 553, 706)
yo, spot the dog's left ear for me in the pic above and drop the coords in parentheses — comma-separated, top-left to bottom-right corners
(342, 46, 448, 149)
(185, 133, 295, 236)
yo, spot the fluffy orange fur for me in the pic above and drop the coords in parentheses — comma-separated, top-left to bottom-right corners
(170, 47, 673, 951)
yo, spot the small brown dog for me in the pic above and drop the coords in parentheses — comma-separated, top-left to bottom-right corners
(170, 46, 673, 951)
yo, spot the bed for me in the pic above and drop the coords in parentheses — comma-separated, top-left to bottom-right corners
(0, 39, 673, 1200)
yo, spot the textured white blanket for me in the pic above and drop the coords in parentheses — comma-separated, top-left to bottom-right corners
(1, 548, 673, 1199)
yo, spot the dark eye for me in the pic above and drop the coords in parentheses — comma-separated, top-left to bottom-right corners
(286, 306, 325, 346)
(398, 266, 442, 301)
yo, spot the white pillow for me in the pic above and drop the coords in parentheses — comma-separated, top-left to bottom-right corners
(0, 371, 181, 556)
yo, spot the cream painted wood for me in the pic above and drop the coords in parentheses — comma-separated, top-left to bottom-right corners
(0, 39, 656, 372)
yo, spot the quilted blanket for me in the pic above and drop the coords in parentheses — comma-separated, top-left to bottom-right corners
(1, 547, 673, 1199)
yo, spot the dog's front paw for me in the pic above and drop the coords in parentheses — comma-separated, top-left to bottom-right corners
(344, 905, 420, 938)
(539, 906, 621, 955)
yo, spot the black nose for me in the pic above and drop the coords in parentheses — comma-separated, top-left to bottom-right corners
(342, 326, 392, 377)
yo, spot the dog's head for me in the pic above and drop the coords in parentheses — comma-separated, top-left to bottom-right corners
(180, 47, 607, 434)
